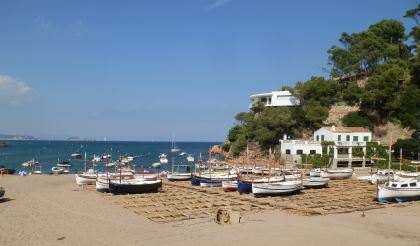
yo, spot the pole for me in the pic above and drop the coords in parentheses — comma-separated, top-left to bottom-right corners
(388, 136, 392, 180)
(399, 148, 402, 171)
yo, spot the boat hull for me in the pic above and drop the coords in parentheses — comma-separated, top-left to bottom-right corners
(191, 174, 201, 186)
(377, 186, 420, 202)
(0, 168, 15, 175)
(252, 181, 303, 197)
(75, 174, 96, 185)
(167, 173, 191, 181)
(109, 180, 162, 194)
(238, 180, 252, 194)
(200, 178, 223, 187)
(96, 179, 109, 193)
(320, 169, 353, 179)
(303, 177, 329, 188)
(222, 181, 238, 192)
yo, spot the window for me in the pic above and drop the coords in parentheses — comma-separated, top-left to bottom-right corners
(310, 150, 316, 154)
(410, 183, 417, 187)
(392, 183, 397, 187)
(285, 149, 291, 154)
(353, 136, 359, 141)
(363, 136, 369, 142)
(316, 135, 319, 141)
(321, 135, 324, 141)
(346, 135, 350, 141)
(296, 149, 303, 155)
(401, 184, 408, 188)
(338, 135, 341, 141)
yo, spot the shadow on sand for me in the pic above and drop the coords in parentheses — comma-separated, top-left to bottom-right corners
(0, 198, 14, 203)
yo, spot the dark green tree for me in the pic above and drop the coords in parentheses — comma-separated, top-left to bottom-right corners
(342, 111, 372, 128)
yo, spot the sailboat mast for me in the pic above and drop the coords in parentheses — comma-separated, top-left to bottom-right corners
(388, 136, 392, 179)
(84, 152, 87, 172)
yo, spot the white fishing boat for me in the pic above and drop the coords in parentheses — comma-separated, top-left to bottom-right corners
(22, 159, 39, 168)
(167, 172, 191, 181)
(159, 153, 169, 164)
(101, 154, 111, 160)
(186, 155, 194, 162)
(96, 177, 109, 192)
(377, 180, 420, 202)
(71, 153, 82, 159)
(166, 159, 191, 181)
(51, 166, 64, 174)
(252, 180, 303, 197)
(32, 165, 43, 174)
(320, 168, 353, 179)
(75, 169, 97, 185)
(179, 152, 187, 156)
(303, 177, 329, 188)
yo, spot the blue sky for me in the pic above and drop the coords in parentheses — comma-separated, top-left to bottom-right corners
(0, 0, 416, 141)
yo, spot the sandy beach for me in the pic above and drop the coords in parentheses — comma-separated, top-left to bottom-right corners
(1, 175, 420, 246)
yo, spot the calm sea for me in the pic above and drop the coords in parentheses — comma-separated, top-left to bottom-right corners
(0, 141, 220, 174)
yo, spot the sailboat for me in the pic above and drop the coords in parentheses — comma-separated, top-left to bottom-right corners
(170, 134, 181, 152)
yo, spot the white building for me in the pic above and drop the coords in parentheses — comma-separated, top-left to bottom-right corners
(314, 126, 372, 142)
(250, 90, 300, 108)
(280, 126, 373, 168)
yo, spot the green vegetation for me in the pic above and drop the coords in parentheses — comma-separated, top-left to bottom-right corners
(300, 154, 331, 168)
(225, 5, 420, 157)
(392, 139, 420, 160)
(341, 111, 372, 128)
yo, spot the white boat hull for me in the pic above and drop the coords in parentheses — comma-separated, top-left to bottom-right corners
(303, 177, 329, 188)
(378, 183, 420, 202)
(320, 169, 353, 179)
(222, 180, 238, 191)
(167, 173, 191, 181)
(75, 174, 96, 185)
(96, 179, 109, 192)
(252, 181, 303, 197)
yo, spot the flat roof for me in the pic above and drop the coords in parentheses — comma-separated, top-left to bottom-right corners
(322, 126, 371, 133)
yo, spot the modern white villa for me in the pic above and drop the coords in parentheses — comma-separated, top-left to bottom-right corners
(249, 90, 300, 108)
(280, 126, 373, 168)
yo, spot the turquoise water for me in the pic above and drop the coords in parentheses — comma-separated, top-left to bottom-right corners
(0, 141, 220, 174)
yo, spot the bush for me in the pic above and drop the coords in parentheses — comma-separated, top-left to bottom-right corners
(342, 111, 372, 128)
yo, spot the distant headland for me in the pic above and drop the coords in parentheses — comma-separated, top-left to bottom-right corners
(0, 134, 37, 140)
(66, 137, 97, 141)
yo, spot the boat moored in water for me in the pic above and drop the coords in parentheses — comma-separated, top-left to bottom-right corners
(51, 166, 64, 175)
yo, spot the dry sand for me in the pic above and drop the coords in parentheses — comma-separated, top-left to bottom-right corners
(1, 175, 420, 246)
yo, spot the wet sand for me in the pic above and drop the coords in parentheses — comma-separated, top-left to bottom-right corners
(0, 175, 419, 246)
